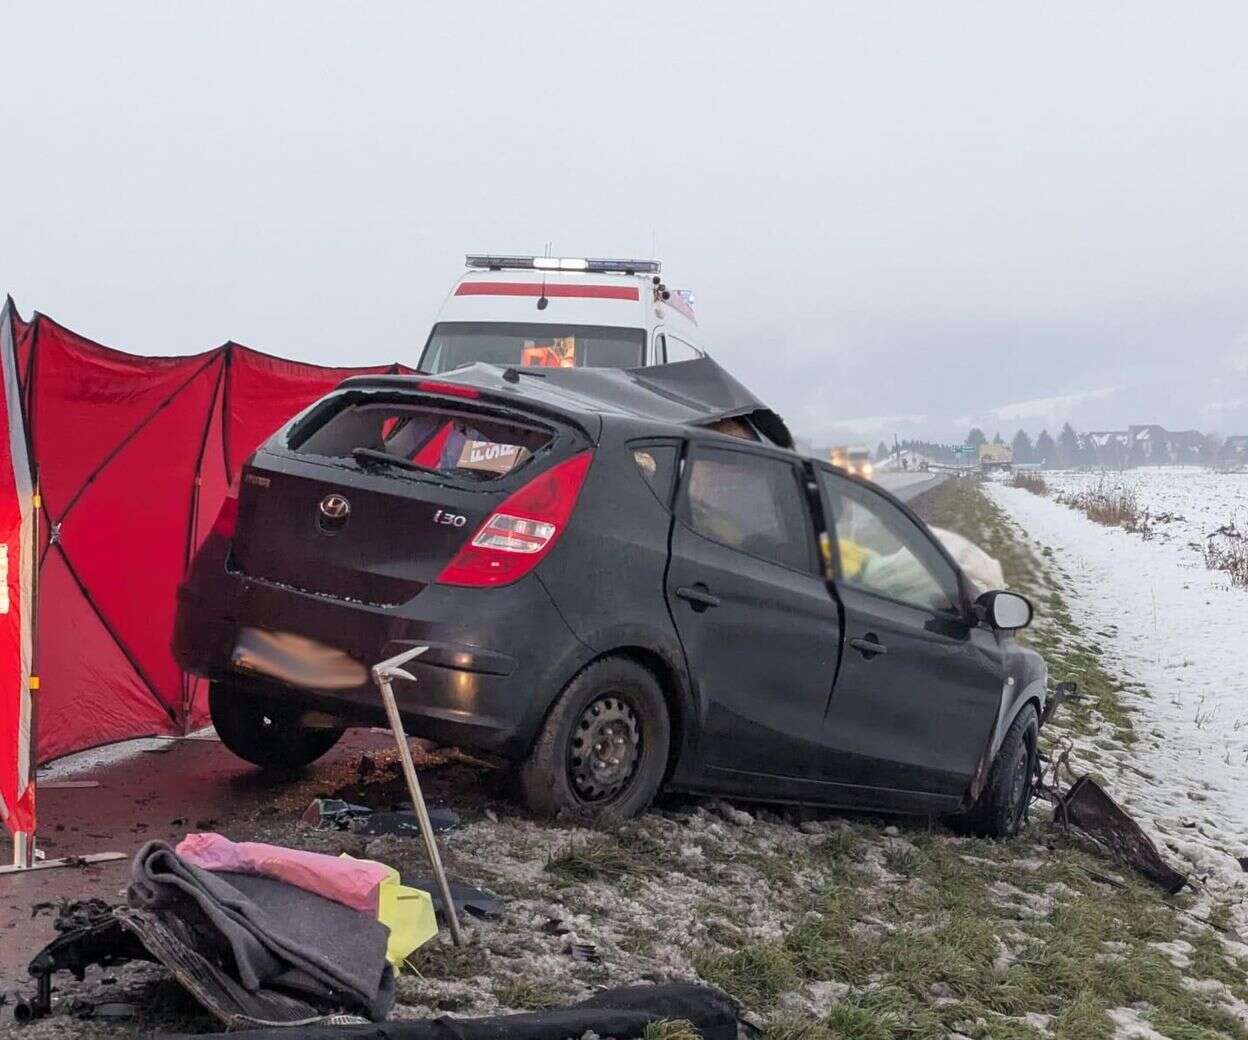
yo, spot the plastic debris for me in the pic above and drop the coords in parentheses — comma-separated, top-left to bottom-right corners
(350, 807, 459, 837)
(300, 798, 373, 830)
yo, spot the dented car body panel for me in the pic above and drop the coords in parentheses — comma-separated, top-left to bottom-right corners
(175, 360, 1047, 816)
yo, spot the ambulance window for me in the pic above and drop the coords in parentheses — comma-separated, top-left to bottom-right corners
(654, 333, 667, 364)
(421, 322, 646, 373)
(666, 336, 702, 363)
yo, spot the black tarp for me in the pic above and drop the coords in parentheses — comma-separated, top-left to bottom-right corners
(179, 984, 740, 1040)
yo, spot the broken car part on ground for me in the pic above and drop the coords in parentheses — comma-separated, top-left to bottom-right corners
(176, 357, 1047, 837)
(20, 835, 437, 1027)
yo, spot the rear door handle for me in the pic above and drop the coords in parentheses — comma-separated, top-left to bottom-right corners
(676, 584, 720, 611)
(849, 635, 888, 658)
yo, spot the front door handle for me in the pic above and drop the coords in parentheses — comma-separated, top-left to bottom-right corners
(849, 634, 888, 658)
(676, 584, 720, 612)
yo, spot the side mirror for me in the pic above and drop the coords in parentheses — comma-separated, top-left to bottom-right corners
(976, 590, 1033, 631)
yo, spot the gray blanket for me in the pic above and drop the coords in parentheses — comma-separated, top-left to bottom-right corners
(127, 840, 395, 1021)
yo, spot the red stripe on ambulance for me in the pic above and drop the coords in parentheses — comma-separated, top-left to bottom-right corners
(455, 283, 640, 301)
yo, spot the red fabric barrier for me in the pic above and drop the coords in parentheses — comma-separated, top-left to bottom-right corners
(0, 300, 35, 835)
(14, 309, 403, 765)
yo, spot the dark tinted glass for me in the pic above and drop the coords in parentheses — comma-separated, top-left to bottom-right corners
(683, 449, 813, 571)
(421, 322, 645, 373)
(631, 443, 679, 508)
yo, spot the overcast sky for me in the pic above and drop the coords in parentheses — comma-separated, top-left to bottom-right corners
(3, 2, 1246, 445)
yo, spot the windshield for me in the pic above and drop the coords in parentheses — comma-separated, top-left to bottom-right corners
(420, 321, 645, 374)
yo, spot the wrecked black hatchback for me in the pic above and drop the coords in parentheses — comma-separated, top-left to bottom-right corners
(175, 359, 1047, 837)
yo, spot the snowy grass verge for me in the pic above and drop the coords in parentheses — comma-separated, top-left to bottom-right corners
(20, 479, 1248, 1040)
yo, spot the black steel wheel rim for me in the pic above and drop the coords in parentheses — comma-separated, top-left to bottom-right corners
(1007, 741, 1030, 828)
(568, 694, 642, 803)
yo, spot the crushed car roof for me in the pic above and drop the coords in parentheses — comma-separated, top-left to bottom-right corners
(339, 358, 794, 449)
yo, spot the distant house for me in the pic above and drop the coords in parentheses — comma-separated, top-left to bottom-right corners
(1125, 425, 1204, 464)
(1081, 431, 1129, 466)
(1082, 426, 1206, 465)
(1220, 435, 1248, 467)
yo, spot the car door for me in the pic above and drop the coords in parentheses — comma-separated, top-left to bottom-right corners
(816, 466, 1004, 808)
(665, 441, 843, 784)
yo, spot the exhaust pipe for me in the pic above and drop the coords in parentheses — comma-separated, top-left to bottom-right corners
(7, 974, 52, 1025)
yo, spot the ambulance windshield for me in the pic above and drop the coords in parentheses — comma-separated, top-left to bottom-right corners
(420, 322, 646, 373)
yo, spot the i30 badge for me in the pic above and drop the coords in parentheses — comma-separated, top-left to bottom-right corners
(318, 493, 351, 530)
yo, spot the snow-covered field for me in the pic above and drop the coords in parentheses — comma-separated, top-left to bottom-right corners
(1042, 466, 1248, 559)
(988, 482, 1248, 894)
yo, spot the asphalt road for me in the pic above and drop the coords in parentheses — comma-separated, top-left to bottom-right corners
(0, 728, 398, 993)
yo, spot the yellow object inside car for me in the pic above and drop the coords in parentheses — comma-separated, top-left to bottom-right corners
(820, 532, 876, 580)
(837, 538, 875, 579)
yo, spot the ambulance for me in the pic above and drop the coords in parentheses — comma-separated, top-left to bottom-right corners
(417, 255, 708, 373)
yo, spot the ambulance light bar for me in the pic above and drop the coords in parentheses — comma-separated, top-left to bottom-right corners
(466, 254, 661, 275)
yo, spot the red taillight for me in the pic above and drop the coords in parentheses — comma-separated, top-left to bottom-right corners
(212, 485, 240, 538)
(418, 379, 480, 400)
(436, 450, 594, 587)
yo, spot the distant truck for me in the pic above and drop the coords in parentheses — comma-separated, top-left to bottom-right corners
(830, 445, 874, 479)
(979, 443, 1013, 470)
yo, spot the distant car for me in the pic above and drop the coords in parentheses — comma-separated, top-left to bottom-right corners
(175, 360, 1047, 837)
(830, 445, 874, 479)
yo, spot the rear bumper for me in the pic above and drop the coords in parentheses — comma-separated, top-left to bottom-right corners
(174, 538, 592, 758)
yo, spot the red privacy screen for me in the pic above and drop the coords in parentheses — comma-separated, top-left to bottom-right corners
(20, 312, 409, 762)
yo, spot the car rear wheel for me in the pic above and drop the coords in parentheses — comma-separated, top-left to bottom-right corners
(954, 705, 1037, 839)
(208, 681, 345, 770)
(520, 656, 670, 823)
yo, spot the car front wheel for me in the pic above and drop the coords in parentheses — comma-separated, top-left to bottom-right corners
(208, 681, 345, 769)
(520, 656, 670, 823)
(955, 704, 1037, 839)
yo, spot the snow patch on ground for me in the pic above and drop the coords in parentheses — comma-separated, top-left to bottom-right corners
(1043, 466, 1248, 557)
(988, 484, 1248, 911)
(1107, 1005, 1171, 1039)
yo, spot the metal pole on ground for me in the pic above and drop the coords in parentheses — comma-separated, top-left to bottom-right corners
(1, 479, 125, 877)
(370, 646, 465, 947)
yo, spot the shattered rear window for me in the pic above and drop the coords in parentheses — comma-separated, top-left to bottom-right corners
(291, 402, 551, 481)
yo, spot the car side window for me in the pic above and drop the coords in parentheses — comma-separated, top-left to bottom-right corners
(665, 336, 701, 362)
(818, 469, 960, 614)
(682, 448, 814, 572)
(630, 441, 680, 509)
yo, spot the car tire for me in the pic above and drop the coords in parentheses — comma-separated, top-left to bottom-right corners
(520, 656, 670, 824)
(208, 681, 345, 770)
(955, 704, 1037, 839)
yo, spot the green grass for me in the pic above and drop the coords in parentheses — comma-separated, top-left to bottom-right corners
(492, 977, 564, 1010)
(543, 829, 666, 886)
(643, 1021, 701, 1040)
(692, 941, 800, 1008)
(920, 475, 1135, 742)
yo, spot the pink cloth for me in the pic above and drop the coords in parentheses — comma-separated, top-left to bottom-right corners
(176, 833, 389, 914)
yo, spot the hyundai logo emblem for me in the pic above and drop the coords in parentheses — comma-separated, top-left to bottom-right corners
(319, 493, 351, 522)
